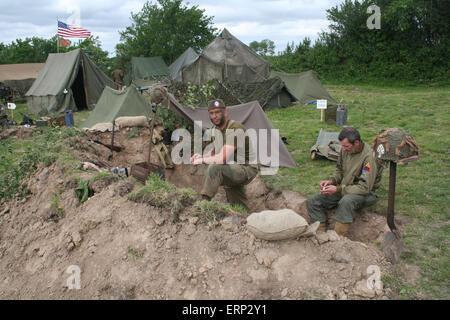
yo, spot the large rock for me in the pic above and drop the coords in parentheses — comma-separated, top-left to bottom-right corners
(246, 209, 308, 241)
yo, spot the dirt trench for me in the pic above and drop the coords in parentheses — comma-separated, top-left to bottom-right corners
(0, 127, 412, 299)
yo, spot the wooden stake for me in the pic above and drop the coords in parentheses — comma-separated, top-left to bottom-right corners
(321, 109, 324, 122)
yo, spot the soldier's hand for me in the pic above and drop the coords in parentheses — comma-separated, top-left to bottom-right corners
(320, 180, 332, 189)
(321, 185, 337, 195)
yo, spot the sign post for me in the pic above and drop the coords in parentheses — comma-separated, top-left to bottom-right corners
(7, 102, 16, 121)
(317, 100, 327, 122)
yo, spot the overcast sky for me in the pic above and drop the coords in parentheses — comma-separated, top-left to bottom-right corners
(0, 0, 344, 57)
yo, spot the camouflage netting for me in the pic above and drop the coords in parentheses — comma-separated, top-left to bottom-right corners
(168, 77, 296, 110)
(372, 128, 419, 163)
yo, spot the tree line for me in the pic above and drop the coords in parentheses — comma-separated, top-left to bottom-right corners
(1, 0, 448, 83)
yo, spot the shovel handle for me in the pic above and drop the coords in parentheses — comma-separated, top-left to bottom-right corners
(387, 161, 400, 238)
(147, 104, 157, 164)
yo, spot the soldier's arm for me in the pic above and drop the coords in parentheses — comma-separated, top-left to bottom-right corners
(341, 155, 377, 195)
(202, 145, 236, 164)
(330, 151, 344, 185)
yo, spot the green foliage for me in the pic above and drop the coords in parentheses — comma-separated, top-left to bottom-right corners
(116, 0, 217, 70)
(0, 126, 81, 200)
(74, 178, 90, 203)
(0, 36, 113, 74)
(267, 0, 449, 83)
(155, 104, 192, 131)
(127, 247, 144, 260)
(128, 173, 197, 208)
(184, 82, 217, 108)
(50, 196, 66, 218)
(190, 200, 229, 223)
(249, 39, 275, 56)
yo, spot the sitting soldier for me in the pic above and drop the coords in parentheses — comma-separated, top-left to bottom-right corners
(306, 127, 383, 236)
(190, 99, 258, 210)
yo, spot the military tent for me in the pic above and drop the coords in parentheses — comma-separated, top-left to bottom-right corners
(0, 63, 44, 97)
(213, 77, 297, 110)
(82, 84, 151, 129)
(25, 49, 115, 115)
(182, 29, 270, 85)
(168, 47, 199, 82)
(270, 70, 336, 104)
(162, 93, 296, 168)
(125, 57, 169, 85)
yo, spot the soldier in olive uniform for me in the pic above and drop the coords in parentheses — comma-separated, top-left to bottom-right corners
(111, 69, 125, 90)
(190, 99, 258, 210)
(307, 127, 383, 236)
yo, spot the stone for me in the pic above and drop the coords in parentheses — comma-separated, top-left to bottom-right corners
(71, 232, 82, 247)
(254, 248, 278, 267)
(332, 251, 352, 264)
(353, 280, 376, 298)
(220, 216, 234, 232)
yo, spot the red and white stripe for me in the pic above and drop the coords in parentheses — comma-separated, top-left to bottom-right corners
(58, 25, 91, 38)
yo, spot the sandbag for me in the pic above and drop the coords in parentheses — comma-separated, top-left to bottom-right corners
(247, 209, 308, 241)
(115, 116, 148, 128)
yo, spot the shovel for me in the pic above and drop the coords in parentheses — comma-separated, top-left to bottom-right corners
(381, 161, 404, 264)
(130, 103, 164, 183)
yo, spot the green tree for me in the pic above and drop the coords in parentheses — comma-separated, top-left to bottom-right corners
(116, 0, 217, 71)
(249, 39, 275, 56)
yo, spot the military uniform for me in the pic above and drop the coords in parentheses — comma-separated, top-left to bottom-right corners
(200, 119, 258, 209)
(307, 142, 383, 224)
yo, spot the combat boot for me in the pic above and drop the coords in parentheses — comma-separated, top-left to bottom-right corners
(317, 222, 327, 233)
(334, 221, 350, 237)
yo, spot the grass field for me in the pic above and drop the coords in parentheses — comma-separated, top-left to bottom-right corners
(264, 84, 450, 299)
(2, 84, 449, 299)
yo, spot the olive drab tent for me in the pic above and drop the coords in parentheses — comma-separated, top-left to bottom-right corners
(162, 93, 297, 168)
(25, 49, 115, 115)
(270, 70, 336, 104)
(168, 47, 199, 82)
(81, 84, 151, 129)
(0, 63, 45, 97)
(182, 28, 270, 85)
(124, 57, 169, 85)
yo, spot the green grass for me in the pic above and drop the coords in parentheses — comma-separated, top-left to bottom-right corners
(264, 84, 450, 299)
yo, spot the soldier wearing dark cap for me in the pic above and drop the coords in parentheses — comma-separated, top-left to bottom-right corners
(306, 127, 383, 236)
(190, 99, 258, 210)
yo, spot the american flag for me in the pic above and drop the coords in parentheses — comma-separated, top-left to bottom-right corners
(58, 20, 91, 38)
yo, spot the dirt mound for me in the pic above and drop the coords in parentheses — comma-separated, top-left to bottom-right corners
(0, 129, 401, 299)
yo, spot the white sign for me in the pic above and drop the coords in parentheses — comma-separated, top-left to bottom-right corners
(317, 100, 327, 110)
(7, 103, 16, 110)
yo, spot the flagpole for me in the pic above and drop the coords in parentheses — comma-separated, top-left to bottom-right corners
(57, 18, 59, 53)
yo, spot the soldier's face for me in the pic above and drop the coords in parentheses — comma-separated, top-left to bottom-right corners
(209, 108, 225, 126)
(340, 138, 360, 154)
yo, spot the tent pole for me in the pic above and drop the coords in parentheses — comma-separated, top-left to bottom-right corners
(80, 57, 90, 108)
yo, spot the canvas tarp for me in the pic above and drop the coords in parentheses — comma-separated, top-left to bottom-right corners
(214, 77, 297, 110)
(0, 63, 44, 82)
(82, 84, 151, 129)
(25, 49, 115, 115)
(0, 63, 45, 97)
(182, 29, 270, 85)
(270, 70, 336, 104)
(125, 57, 169, 85)
(310, 129, 341, 161)
(168, 47, 199, 82)
(162, 93, 297, 168)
